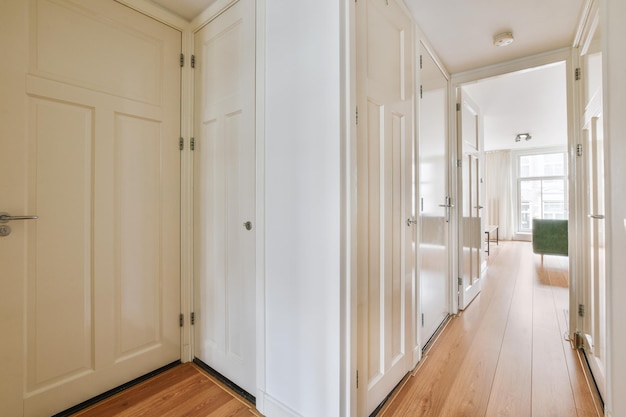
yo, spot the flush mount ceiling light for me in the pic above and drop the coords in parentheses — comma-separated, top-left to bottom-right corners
(515, 133, 532, 142)
(494, 32, 514, 47)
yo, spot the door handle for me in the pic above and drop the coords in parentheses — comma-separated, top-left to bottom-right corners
(407, 217, 417, 227)
(588, 214, 605, 220)
(438, 197, 454, 223)
(0, 212, 39, 223)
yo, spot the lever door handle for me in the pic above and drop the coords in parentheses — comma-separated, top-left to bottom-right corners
(588, 214, 605, 219)
(407, 217, 417, 227)
(0, 212, 39, 223)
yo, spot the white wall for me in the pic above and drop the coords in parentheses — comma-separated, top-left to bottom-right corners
(603, 0, 626, 416)
(261, 1, 344, 416)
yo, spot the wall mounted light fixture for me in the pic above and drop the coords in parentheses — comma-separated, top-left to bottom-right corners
(515, 133, 532, 142)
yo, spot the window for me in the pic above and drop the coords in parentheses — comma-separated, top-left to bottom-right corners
(517, 152, 568, 233)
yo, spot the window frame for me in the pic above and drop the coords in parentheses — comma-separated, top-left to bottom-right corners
(512, 147, 568, 239)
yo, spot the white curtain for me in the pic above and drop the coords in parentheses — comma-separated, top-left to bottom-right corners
(485, 150, 513, 240)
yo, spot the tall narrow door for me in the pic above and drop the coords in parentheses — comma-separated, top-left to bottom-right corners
(356, 0, 416, 414)
(418, 47, 450, 347)
(193, 0, 256, 396)
(0, 1, 182, 416)
(458, 91, 484, 309)
(582, 49, 606, 398)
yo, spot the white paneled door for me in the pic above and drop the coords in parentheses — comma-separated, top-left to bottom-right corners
(458, 91, 484, 310)
(0, 1, 182, 416)
(193, 0, 256, 396)
(356, 0, 416, 415)
(418, 47, 450, 348)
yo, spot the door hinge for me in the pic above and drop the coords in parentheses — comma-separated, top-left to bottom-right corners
(575, 67, 581, 81)
(179, 313, 184, 327)
(191, 312, 196, 325)
(420, 85, 423, 99)
(578, 304, 585, 317)
(355, 106, 359, 125)
(191, 54, 196, 68)
(457, 159, 462, 168)
(179, 137, 184, 151)
(190, 137, 195, 151)
(458, 277, 463, 286)
(577, 143, 583, 157)
(421, 313, 424, 327)
(180, 53, 184, 67)
(419, 55, 423, 69)
(456, 103, 461, 111)
(356, 370, 359, 388)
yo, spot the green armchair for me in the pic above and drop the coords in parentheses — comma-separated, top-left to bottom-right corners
(532, 219, 568, 258)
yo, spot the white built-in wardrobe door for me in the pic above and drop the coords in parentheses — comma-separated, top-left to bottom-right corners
(193, 0, 256, 395)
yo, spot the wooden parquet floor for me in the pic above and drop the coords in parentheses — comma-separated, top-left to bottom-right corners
(70, 363, 261, 417)
(378, 241, 604, 417)
(69, 241, 602, 417)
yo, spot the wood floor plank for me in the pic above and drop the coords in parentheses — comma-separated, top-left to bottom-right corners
(485, 247, 533, 417)
(532, 255, 578, 417)
(70, 363, 258, 417)
(72, 366, 203, 416)
(437, 244, 522, 417)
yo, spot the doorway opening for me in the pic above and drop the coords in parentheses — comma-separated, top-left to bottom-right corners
(461, 61, 569, 244)
(456, 59, 572, 330)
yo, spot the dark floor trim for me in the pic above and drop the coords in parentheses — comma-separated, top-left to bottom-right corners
(192, 358, 256, 405)
(581, 348, 605, 410)
(369, 374, 408, 417)
(52, 360, 181, 417)
(422, 314, 451, 354)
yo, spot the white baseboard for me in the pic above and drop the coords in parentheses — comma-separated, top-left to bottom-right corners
(412, 344, 422, 367)
(258, 391, 303, 417)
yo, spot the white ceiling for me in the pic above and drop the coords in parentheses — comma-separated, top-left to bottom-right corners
(405, 0, 586, 74)
(146, 0, 218, 21)
(145, 0, 580, 153)
(462, 62, 568, 152)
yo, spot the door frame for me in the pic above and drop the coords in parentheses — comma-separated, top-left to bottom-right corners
(450, 48, 579, 329)
(576, 0, 607, 400)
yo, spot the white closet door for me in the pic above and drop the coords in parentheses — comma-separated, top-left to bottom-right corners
(193, 0, 256, 395)
(356, 0, 416, 414)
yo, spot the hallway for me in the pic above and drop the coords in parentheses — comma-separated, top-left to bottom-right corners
(380, 241, 603, 417)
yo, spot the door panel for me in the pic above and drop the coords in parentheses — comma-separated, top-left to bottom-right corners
(25, 98, 95, 391)
(357, 0, 415, 415)
(418, 47, 449, 347)
(193, 0, 256, 395)
(1, 1, 182, 415)
(458, 92, 484, 309)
